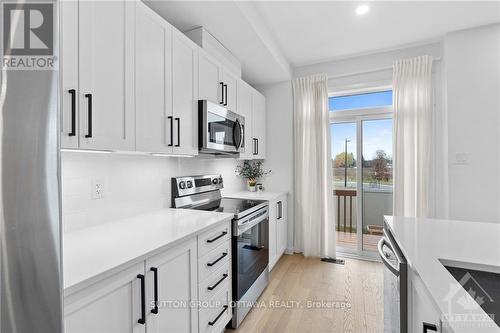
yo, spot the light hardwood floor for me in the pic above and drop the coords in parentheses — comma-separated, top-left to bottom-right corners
(229, 254, 383, 333)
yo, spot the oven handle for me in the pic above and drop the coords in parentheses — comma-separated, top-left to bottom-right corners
(236, 208, 269, 236)
(378, 237, 400, 277)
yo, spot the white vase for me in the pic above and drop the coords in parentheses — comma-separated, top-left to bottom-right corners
(247, 180, 257, 192)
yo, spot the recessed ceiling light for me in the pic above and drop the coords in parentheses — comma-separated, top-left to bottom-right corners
(355, 4, 370, 16)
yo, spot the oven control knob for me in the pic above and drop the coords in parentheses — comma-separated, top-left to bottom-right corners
(179, 181, 186, 189)
(218, 177, 223, 183)
(212, 178, 219, 185)
(186, 180, 193, 188)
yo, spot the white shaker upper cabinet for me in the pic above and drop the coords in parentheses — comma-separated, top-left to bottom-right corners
(78, 0, 135, 151)
(198, 50, 223, 105)
(251, 90, 266, 159)
(60, 0, 79, 149)
(222, 69, 238, 113)
(135, 2, 173, 153)
(172, 30, 199, 156)
(237, 80, 253, 160)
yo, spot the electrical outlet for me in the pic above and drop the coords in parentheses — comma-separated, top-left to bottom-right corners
(91, 179, 105, 200)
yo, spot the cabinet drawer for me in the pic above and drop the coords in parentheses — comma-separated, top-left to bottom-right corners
(199, 240, 231, 283)
(199, 285, 232, 333)
(198, 222, 231, 257)
(199, 261, 231, 302)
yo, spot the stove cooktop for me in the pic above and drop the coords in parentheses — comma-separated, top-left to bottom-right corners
(191, 197, 267, 218)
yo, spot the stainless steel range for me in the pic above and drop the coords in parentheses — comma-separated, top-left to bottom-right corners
(171, 175, 270, 328)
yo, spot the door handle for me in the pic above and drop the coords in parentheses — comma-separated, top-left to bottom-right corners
(377, 237, 400, 276)
(423, 322, 438, 332)
(207, 252, 227, 267)
(175, 117, 180, 147)
(84, 94, 92, 138)
(150, 267, 159, 314)
(137, 274, 146, 325)
(168, 116, 173, 146)
(223, 84, 228, 106)
(68, 89, 76, 136)
(219, 82, 224, 105)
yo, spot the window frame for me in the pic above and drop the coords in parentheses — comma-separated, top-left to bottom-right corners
(329, 85, 393, 122)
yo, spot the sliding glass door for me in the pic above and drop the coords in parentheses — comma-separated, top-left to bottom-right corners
(329, 90, 393, 258)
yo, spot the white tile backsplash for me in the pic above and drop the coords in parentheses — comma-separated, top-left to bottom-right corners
(61, 152, 245, 232)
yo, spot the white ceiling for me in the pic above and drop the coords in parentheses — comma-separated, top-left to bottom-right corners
(145, 1, 500, 85)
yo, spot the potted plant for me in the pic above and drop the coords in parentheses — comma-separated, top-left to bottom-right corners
(235, 160, 271, 192)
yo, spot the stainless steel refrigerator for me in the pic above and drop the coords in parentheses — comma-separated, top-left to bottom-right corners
(0, 1, 63, 332)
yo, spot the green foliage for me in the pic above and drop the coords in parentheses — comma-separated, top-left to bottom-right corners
(235, 160, 271, 181)
(333, 152, 356, 168)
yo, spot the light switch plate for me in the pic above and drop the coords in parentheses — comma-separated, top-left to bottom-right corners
(91, 179, 105, 199)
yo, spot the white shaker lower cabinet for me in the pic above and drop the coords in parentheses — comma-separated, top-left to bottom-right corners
(268, 195, 288, 271)
(64, 262, 146, 333)
(145, 238, 198, 333)
(408, 268, 442, 332)
(64, 222, 232, 333)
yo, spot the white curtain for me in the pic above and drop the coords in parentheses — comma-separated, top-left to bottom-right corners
(292, 74, 336, 258)
(393, 56, 433, 217)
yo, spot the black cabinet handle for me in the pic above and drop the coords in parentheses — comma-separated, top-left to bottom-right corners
(223, 84, 228, 106)
(208, 305, 228, 326)
(256, 138, 259, 155)
(137, 274, 146, 325)
(219, 82, 224, 105)
(277, 201, 282, 220)
(84, 94, 92, 138)
(68, 89, 76, 136)
(207, 273, 228, 291)
(175, 117, 180, 147)
(207, 252, 227, 267)
(168, 116, 173, 146)
(206, 231, 227, 243)
(150, 267, 159, 314)
(253, 138, 257, 155)
(423, 322, 437, 332)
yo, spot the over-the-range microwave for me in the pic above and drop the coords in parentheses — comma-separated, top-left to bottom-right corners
(198, 100, 245, 156)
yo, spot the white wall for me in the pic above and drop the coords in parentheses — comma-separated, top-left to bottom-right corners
(445, 23, 500, 222)
(255, 81, 295, 251)
(62, 152, 244, 232)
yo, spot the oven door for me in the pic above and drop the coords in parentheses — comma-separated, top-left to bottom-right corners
(379, 229, 408, 333)
(233, 208, 269, 301)
(199, 100, 245, 153)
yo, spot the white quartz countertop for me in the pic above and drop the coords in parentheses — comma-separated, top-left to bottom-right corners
(384, 216, 500, 332)
(63, 208, 233, 294)
(224, 190, 288, 201)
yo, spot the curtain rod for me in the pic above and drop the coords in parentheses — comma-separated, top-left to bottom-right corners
(328, 57, 442, 80)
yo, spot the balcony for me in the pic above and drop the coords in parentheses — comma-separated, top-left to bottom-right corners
(335, 186, 393, 252)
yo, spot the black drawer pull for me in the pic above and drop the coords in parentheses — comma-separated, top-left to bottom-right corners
(207, 252, 227, 267)
(68, 89, 76, 136)
(208, 305, 228, 326)
(207, 274, 228, 291)
(206, 231, 227, 243)
(150, 267, 159, 314)
(137, 274, 146, 325)
(423, 322, 437, 332)
(84, 93, 92, 138)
